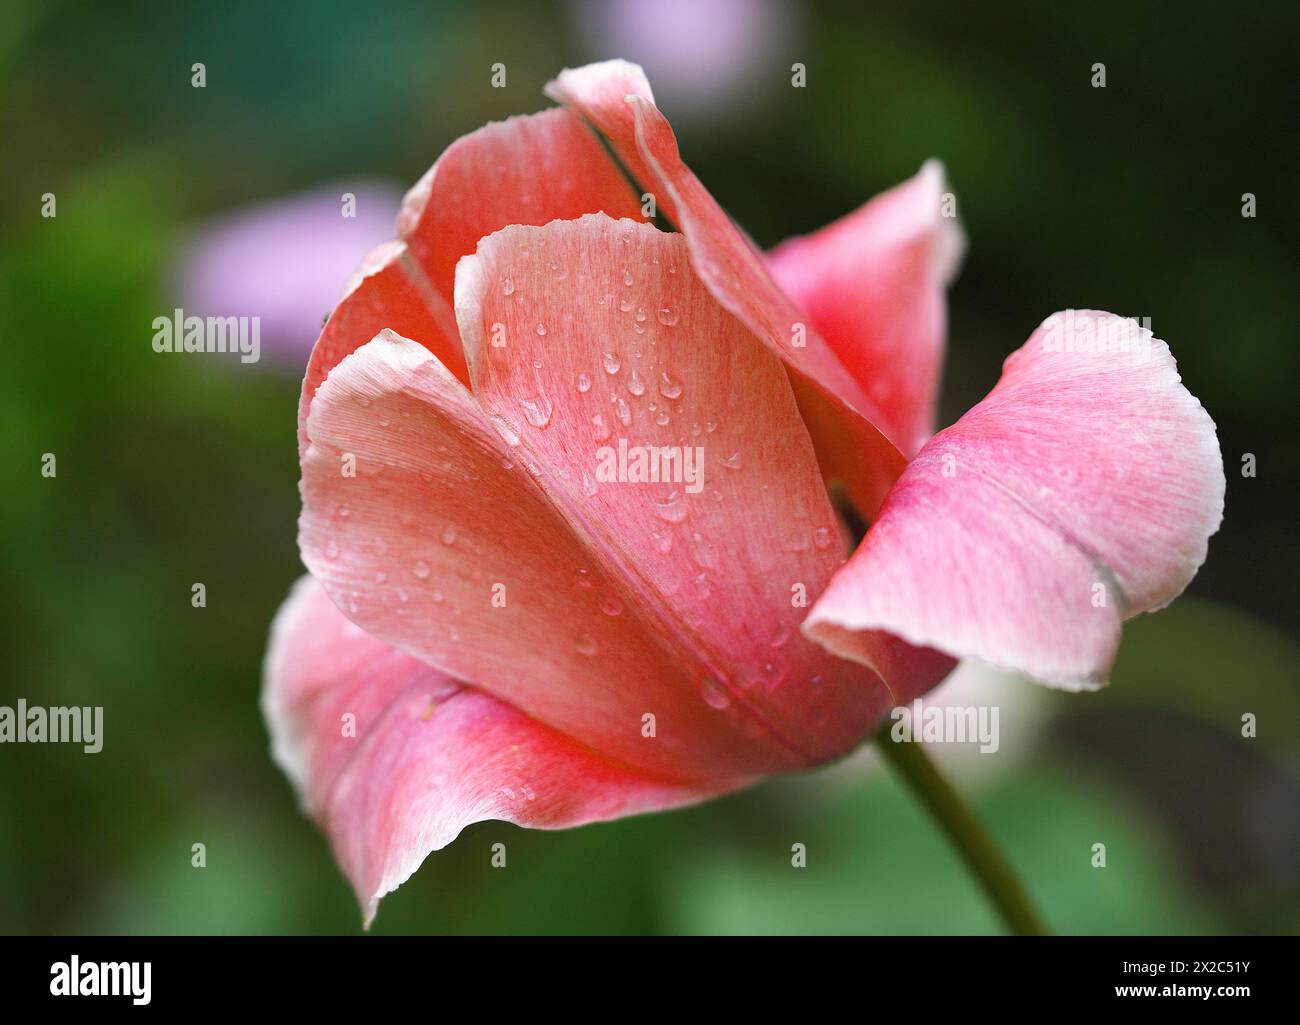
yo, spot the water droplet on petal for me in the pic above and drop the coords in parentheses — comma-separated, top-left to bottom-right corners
(575, 633, 598, 657)
(761, 659, 791, 691)
(658, 371, 683, 399)
(698, 677, 731, 709)
(502, 276, 515, 295)
(411, 559, 431, 579)
(721, 451, 743, 470)
(602, 351, 621, 374)
(655, 490, 688, 523)
(628, 369, 646, 396)
(490, 413, 522, 447)
(520, 395, 553, 428)
(598, 592, 624, 616)
(440, 526, 457, 545)
(576, 372, 592, 393)
(656, 306, 678, 327)
(813, 526, 833, 550)
(535, 322, 547, 336)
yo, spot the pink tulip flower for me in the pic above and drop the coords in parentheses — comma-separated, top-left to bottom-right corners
(262, 61, 1224, 924)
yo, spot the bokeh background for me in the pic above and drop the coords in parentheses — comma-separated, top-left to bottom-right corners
(2, 0, 1296, 934)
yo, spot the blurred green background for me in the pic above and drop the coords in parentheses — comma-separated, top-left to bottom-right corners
(1, 0, 1296, 934)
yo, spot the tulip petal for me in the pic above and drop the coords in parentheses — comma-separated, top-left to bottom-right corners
(299, 107, 646, 455)
(300, 330, 766, 780)
(767, 160, 965, 457)
(298, 240, 460, 455)
(806, 312, 1226, 690)
(299, 215, 931, 786)
(264, 575, 728, 924)
(460, 213, 943, 746)
(543, 61, 673, 223)
(545, 60, 906, 515)
(397, 107, 646, 309)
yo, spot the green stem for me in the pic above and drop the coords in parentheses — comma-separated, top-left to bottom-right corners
(875, 726, 1050, 935)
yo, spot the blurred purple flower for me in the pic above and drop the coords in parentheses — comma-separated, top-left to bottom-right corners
(569, 0, 798, 119)
(175, 181, 402, 368)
